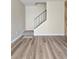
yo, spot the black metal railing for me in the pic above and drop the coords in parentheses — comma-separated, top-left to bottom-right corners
(34, 10, 47, 29)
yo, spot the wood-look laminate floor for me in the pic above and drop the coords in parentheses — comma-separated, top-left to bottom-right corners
(11, 36, 67, 59)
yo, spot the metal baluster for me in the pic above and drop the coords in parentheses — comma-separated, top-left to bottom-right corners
(34, 10, 47, 29)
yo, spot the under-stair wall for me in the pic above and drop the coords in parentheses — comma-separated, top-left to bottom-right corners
(34, 1, 65, 36)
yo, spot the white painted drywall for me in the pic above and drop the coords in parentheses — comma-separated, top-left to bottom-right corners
(25, 4, 46, 30)
(34, 1, 64, 35)
(11, 0, 25, 41)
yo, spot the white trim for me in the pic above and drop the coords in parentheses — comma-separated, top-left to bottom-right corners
(11, 31, 24, 43)
(34, 33, 65, 36)
(11, 34, 23, 43)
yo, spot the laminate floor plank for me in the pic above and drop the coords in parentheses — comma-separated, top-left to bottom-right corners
(21, 39, 35, 59)
(49, 39, 66, 59)
(12, 38, 32, 59)
(54, 36, 67, 47)
(11, 36, 67, 59)
(51, 39, 67, 56)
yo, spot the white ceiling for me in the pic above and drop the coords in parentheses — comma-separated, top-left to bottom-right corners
(20, 0, 64, 5)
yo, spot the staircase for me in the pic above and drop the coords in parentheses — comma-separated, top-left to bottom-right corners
(23, 10, 47, 37)
(34, 10, 47, 29)
(23, 30, 34, 38)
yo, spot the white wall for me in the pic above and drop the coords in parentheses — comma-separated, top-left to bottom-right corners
(34, 1, 64, 35)
(11, 0, 25, 41)
(25, 4, 46, 30)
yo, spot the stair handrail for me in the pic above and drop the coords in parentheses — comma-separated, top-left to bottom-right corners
(34, 10, 47, 20)
(34, 10, 47, 29)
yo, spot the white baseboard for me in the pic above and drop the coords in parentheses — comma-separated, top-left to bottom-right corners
(34, 33, 65, 36)
(11, 31, 24, 43)
(11, 34, 23, 43)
